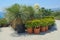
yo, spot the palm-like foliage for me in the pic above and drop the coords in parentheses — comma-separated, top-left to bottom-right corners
(6, 4, 21, 19)
(26, 6, 35, 20)
(21, 5, 35, 23)
(5, 4, 35, 29)
(5, 4, 23, 28)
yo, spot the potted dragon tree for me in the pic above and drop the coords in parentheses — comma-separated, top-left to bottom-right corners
(32, 19, 40, 34)
(40, 19, 48, 32)
(25, 20, 33, 34)
(48, 18, 55, 29)
(44, 18, 49, 31)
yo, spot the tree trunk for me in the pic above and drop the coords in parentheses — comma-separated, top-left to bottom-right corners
(14, 18, 25, 33)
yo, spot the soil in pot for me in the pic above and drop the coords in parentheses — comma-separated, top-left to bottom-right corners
(27, 27, 33, 34)
(34, 27, 40, 34)
(40, 27, 46, 32)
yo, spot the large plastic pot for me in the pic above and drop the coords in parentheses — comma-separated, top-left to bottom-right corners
(16, 24, 25, 33)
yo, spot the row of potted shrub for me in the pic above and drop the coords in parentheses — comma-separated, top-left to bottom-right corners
(25, 17, 55, 34)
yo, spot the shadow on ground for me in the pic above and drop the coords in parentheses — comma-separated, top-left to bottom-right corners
(11, 32, 31, 37)
(40, 24, 57, 35)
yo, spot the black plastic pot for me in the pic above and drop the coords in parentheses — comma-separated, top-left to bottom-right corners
(16, 24, 25, 33)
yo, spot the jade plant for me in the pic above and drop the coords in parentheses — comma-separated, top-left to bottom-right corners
(32, 19, 40, 28)
(25, 20, 33, 28)
(42, 16, 55, 26)
(25, 20, 33, 34)
(40, 19, 47, 27)
(47, 18, 55, 26)
(32, 19, 41, 34)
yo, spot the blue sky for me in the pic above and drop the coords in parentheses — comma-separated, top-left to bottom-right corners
(0, 0, 60, 11)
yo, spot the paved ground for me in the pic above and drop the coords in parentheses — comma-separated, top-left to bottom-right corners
(0, 20, 60, 40)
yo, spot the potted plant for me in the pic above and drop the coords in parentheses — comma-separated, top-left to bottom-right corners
(44, 19, 49, 31)
(25, 21, 33, 34)
(43, 17, 55, 30)
(32, 20, 40, 34)
(40, 19, 48, 32)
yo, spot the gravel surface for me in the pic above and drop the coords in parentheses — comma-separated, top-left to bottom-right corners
(0, 20, 60, 40)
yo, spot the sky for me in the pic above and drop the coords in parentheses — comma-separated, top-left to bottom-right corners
(0, 0, 60, 18)
(0, 0, 60, 12)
